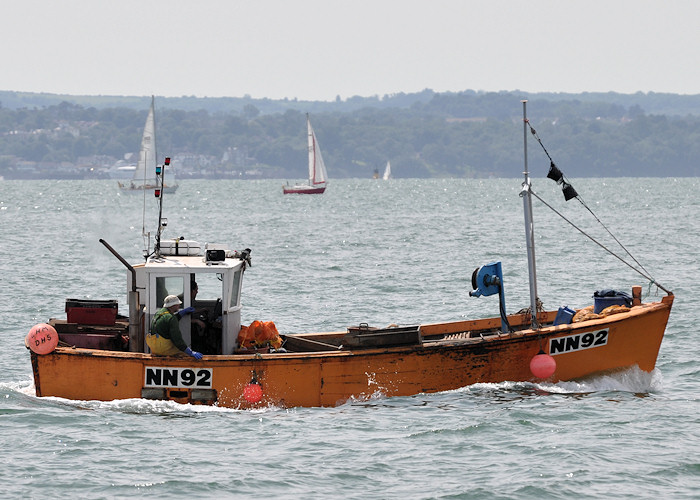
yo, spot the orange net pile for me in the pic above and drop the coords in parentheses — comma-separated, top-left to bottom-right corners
(237, 320, 282, 349)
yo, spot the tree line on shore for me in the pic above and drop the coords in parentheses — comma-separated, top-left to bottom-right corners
(1, 90, 699, 178)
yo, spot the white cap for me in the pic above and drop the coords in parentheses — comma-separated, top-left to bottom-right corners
(163, 295, 182, 308)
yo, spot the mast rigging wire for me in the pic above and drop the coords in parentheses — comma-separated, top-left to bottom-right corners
(523, 119, 670, 295)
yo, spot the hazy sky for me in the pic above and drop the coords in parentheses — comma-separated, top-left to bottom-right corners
(2, 0, 699, 101)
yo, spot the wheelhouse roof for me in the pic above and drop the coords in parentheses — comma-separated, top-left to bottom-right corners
(134, 255, 244, 273)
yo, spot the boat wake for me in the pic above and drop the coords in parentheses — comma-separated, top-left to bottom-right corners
(1, 379, 284, 414)
(455, 366, 662, 397)
(43, 397, 284, 414)
(3, 365, 662, 413)
(0, 379, 36, 398)
(540, 366, 663, 394)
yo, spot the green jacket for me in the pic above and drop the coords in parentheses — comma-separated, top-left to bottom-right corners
(150, 307, 187, 351)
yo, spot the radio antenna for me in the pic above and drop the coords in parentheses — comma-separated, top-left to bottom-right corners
(153, 156, 170, 259)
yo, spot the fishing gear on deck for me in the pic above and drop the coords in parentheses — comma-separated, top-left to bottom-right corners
(231, 248, 252, 269)
(523, 117, 671, 296)
(524, 119, 579, 201)
(469, 262, 512, 333)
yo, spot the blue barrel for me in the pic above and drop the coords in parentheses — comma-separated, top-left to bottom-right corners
(592, 290, 632, 314)
(593, 295, 629, 313)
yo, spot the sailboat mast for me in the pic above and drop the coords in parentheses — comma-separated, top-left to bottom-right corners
(307, 113, 314, 186)
(521, 100, 539, 328)
(151, 95, 158, 182)
(141, 97, 155, 255)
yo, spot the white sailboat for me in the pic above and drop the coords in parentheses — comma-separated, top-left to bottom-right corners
(382, 161, 391, 180)
(283, 114, 328, 194)
(118, 96, 178, 194)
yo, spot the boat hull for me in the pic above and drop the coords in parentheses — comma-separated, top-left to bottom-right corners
(118, 183, 179, 194)
(29, 296, 673, 409)
(282, 185, 326, 194)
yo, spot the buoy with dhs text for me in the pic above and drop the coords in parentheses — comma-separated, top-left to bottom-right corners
(530, 350, 556, 379)
(26, 323, 58, 355)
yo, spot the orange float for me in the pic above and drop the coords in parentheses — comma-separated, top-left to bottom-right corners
(26, 323, 58, 355)
(243, 382, 263, 403)
(530, 352, 557, 379)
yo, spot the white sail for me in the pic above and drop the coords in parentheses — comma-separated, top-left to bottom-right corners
(283, 114, 328, 194)
(133, 97, 157, 187)
(383, 161, 391, 180)
(120, 96, 177, 192)
(307, 116, 328, 186)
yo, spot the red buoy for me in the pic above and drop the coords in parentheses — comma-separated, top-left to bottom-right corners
(26, 323, 58, 355)
(530, 352, 556, 379)
(243, 382, 263, 403)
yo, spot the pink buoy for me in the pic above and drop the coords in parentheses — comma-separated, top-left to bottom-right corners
(243, 382, 263, 403)
(530, 352, 556, 379)
(26, 323, 58, 355)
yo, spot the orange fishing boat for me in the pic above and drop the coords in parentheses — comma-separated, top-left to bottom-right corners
(26, 102, 674, 409)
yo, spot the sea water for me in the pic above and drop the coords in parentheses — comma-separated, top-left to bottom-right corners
(1, 178, 699, 499)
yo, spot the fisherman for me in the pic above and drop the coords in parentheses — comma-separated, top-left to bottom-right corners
(147, 295, 203, 359)
(175, 281, 209, 352)
(175, 281, 205, 332)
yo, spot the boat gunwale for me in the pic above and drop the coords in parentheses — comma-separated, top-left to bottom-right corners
(39, 297, 673, 361)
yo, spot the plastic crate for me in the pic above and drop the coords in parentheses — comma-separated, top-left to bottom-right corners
(65, 299, 118, 325)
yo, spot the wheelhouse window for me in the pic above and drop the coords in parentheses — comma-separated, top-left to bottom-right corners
(155, 276, 184, 309)
(230, 269, 242, 308)
(193, 273, 222, 304)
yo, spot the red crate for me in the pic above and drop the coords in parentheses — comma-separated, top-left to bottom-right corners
(65, 299, 118, 325)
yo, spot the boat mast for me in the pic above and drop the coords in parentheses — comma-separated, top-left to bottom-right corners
(151, 95, 157, 185)
(307, 113, 314, 186)
(153, 156, 170, 258)
(140, 96, 156, 257)
(521, 100, 539, 329)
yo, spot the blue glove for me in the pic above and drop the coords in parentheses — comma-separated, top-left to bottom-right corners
(185, 347, 203, 360)
(176, 307, 195, 318)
